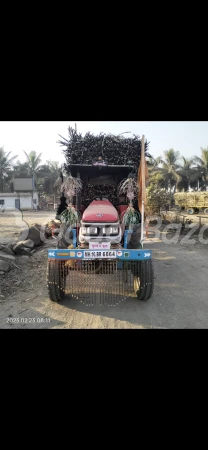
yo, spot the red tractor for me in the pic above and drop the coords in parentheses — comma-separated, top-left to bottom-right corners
(47, 132, 154, 305)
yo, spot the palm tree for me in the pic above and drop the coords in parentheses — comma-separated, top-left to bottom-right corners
(0, 147, 17, 192)
(22, 151, 42, 208)
(148, 157, 162, 174)
(160, 149, 181, 187)
(148, 156, 165, 188)
(192, 148, 208, 190)
(177, 157, 194, 191)
(157, 149, 181, 206)
(13, 161, 31, 177)
(36, 160, 63, 200)
(23, 150, 42, 180)
(45, 161, 63, 199)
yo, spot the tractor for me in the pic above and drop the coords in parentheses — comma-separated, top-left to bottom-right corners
(47, 132, 154, 305)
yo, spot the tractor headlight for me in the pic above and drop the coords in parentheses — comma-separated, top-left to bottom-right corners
(110, 226, 119, 234)
(81, 227, 87, 235)
(89, 227, 97, 235)
(81, 226, 97, 235)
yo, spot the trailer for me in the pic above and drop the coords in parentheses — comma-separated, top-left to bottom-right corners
(47, 132, 154, 305)
(174, 192, 208, 215)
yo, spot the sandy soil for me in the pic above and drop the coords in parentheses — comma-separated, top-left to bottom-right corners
(0, 210, 208, 329)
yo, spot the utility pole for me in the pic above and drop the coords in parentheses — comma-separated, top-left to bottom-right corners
(140, 135, 145, 248)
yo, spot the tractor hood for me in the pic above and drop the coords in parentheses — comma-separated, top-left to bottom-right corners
(82, 200, 118, 223)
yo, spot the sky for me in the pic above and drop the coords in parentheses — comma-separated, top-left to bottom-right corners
(0, 121, 208, 165)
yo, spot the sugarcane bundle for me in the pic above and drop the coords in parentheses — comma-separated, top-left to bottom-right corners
(118, 177, 140, 227)
(174, 191, 208, 207)
(84, 183, 117, 206)
(174, 193, 186, 205)
(58, 127, 151, 168)
(61, 175, 83, 204)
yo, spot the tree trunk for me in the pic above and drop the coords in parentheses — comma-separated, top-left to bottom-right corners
(0, 171, 3, 192)
(168, 179, 172, 207)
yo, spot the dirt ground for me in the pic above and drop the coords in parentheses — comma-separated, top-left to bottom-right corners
(0, 210, 208, 329)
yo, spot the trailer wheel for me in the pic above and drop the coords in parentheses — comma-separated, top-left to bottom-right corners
(187, 208, 195, 215)
(134, 260, 154, 301)
(47, 260, 66, 302)
(204, 208, 208, 214)
(194, 208, 199, 214)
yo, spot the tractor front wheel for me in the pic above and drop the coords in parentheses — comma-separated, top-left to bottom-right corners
(134, 260, 154, 301)
(47, 260, 67, 302)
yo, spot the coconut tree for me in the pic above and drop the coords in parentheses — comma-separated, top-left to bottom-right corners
(158, 149, 182, 205)
(177, 157, 194, 191)
(0, 147, 17, 192)
(22, 151, 42, 207)
(161, 149, 181, 186)
(43, 161, 63, 197)
(23, 150, 42, 180)
(148, 157, 162, 174)
(13, 161, 31, 177)
(192, 148, 208, 190)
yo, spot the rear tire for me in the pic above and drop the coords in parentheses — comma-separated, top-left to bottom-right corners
(204, 208, 208, 214)
(134, 260, 154, 301)
(187, 208, 194, 215)
(47, 260, 67, 302)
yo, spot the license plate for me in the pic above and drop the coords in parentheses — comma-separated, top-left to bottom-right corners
(84, 250, 116, 259)
(89, 242, 110, 250)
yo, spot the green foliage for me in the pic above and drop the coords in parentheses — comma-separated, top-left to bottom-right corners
(23, 150, 42, 178)
(0, 147, 17, 192)
(122, 207, 141, 228)
(192, 148, 208, 188)
(146, 172, 170, 214)
(60, 207, 81, 226)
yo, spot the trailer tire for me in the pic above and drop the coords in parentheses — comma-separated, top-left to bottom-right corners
(204, 208, 208, 214)
(47, 260, 66, 302)
(134, 260, 154, 301)
(187, 208, 195, 215)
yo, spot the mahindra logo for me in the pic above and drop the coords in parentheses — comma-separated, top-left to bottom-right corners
(96, 214, 103, 217)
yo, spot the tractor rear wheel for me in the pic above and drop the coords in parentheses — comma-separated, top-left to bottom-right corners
(134, 260, 154, 301)
(47, 260, 67, 302)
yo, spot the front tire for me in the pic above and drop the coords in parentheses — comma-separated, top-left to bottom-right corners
(47, 260, 67, 302)
(134, 260, 154, 301)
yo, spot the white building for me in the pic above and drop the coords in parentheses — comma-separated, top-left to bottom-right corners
(0, 191, 39, 210)
(0, 176, 39, 210)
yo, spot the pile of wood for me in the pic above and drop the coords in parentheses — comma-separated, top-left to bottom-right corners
(58, 127, 151, 167)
